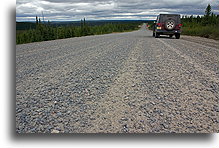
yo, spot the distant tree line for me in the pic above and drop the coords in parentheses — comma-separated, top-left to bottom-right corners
(181, 4, 219, 39)
(181, 4, 219, 27)
(16, 17, 141, 44)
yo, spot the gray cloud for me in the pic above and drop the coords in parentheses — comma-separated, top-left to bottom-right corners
(16, 0, 219, 21)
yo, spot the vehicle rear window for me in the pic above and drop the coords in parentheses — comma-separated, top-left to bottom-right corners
(159, 14, 180, 23)
(166, 15, 178, 17)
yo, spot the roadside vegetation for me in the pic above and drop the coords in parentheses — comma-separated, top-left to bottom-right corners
(181, 4, 219, 40)
(16, 18, 142, 44)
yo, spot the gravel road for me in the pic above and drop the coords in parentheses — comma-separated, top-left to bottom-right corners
(16, 24, 219, 133)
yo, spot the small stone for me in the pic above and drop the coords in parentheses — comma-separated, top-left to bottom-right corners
(16, 108, 23, 113)
(51, 129, 60, 133)
(99, 127, 104, 130)
(57, 112, 62, 116)
(121, 117, 128, 121)
(213, 106, 219, 112)
(161, 123, 169, 129)
(123, 124, 129, 132)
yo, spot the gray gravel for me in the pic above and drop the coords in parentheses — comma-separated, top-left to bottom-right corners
(16, 24, 219, 133)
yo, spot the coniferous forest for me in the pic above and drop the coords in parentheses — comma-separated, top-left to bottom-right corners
(16, 18, 144, 44)
(181, 4, 219, 39)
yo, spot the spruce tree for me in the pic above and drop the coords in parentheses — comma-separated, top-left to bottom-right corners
(205, 4, 211, 17)
(36, 16, 38, 25)
(203, 4, 212, 25)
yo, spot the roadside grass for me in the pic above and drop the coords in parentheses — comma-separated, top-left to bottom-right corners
(182, 25, 219, 40)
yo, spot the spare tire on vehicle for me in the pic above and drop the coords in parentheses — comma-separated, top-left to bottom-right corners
(165, 19, 176, 30)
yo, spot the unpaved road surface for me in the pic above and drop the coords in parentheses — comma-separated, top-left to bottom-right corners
(16, 25, 219, 133)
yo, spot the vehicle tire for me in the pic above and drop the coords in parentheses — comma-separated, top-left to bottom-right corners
(155, 32, 160, 38)
(169, 34, 173, 38)
(175, 33, 180, 39)
(165, 19, 176, 30)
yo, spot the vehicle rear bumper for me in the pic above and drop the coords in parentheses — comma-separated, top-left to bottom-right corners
(155, 29, 181, 34)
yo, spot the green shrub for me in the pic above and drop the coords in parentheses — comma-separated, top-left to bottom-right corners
(182, 25, 219, 39)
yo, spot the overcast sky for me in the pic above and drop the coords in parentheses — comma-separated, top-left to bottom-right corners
(16, 0, 219, 21)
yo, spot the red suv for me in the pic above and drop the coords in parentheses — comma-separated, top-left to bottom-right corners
(153, 14, 182, 39)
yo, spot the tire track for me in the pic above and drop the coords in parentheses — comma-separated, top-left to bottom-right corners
(85, 38, 149, 133)
(158, 38, 219, 83)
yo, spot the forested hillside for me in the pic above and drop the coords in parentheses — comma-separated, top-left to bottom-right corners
(181, 4, 219, 39)
(16, 18, 145, 44)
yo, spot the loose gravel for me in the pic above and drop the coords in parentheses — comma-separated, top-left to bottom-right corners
(16, 25, 219, 133)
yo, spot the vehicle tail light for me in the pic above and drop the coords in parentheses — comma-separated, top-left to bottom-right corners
(175, 24, 182, 29)
(161, 23, 164, 29)
(157, 23, 161, 27)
